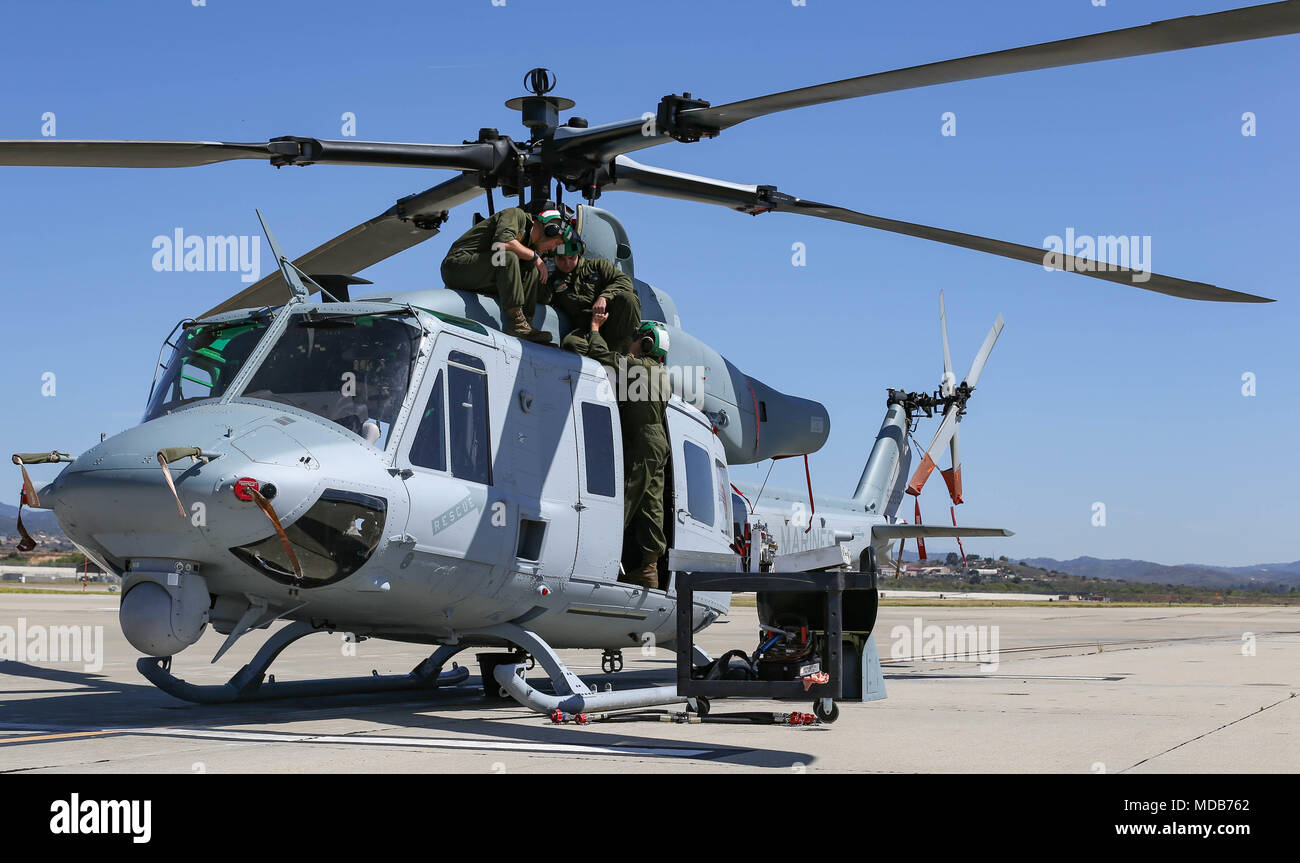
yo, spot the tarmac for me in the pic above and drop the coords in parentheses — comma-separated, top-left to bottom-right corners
(1, 594, 1297, 773)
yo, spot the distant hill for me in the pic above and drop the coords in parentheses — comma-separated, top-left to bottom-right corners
(0, 503, 64, 537)
(1022, 556, 1300, 589)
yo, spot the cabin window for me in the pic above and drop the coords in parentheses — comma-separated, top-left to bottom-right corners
(581, 402, 616, 498)
(731, 492, 749, 543)
(683, 440, 714, 526)
(715, 459, 731, 536)
(409, 370, 447, 471)
(447, 351, 492, 485)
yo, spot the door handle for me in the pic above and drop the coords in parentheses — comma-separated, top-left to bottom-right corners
(677, 508, 689, 524)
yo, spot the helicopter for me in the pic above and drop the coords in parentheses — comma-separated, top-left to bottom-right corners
(3, 2, 1295, 719)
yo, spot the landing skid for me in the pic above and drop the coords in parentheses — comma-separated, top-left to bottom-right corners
(138, 620, 470, 704)
(471, 623, 692, 716)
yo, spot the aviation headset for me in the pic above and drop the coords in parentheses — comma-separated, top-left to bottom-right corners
(536, 208, 565, 238)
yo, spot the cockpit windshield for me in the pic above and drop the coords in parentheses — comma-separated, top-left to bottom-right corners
(144, 316, 273, 422)
(238, 310, 423, 447)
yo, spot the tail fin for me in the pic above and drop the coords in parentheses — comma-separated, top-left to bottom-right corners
(852, 401, 912, 518)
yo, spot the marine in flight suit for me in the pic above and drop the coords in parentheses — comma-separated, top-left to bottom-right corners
(440, 206, 565, 343)
(563, 313, 672, 590)
(548, 233, 642, 352)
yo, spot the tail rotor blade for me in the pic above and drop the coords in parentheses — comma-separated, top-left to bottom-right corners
(942, 425, 963, 505)
(906, 407, 961, 495)
(964, 314, 1005, 388)
(940, 291, 955, 396)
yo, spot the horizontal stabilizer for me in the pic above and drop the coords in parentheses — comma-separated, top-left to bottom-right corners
(871, 525, 1013, 540)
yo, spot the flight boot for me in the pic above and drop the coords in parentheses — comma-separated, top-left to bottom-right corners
(629, 564, 660, 590)
(621, 562, 659, 591)
(505, 306, 552, 344)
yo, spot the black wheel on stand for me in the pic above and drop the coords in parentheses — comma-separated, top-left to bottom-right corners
(813, 699, 839, 723)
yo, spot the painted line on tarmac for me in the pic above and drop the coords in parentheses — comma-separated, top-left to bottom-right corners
(129, 726, 731, 759)
(0, 729, 118, 745)
(891, 673, 1124, 681)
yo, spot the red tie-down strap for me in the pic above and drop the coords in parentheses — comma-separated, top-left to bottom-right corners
(951, 505, 967, 567)
(15, 494, 36, 552)
(914, 497, 927, 561)
(802, 454, 815, 534)
(770, 454, 816, 534)
(802, 671, 830, 691)
(730, 483, 753, 514)
(729, 484, 753, 558)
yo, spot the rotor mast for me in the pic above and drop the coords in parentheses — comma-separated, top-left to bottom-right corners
(503, 68, 581, 208)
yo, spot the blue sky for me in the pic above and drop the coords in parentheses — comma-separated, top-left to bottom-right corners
(1, 0, 1296, 566)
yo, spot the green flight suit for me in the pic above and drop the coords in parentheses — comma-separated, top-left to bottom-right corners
(440, 207, 545, 320)
(564, 329, 671, 569)
(548, 257, 641, 350)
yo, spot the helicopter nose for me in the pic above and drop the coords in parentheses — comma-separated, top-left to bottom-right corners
(45, 405, 330, 570)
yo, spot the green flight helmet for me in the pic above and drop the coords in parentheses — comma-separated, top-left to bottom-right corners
(635, 321, 669, 360)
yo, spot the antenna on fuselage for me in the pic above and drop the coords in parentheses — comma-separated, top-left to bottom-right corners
(255, 208, 338, 304)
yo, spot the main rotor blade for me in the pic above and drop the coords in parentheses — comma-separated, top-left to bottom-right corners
(552, 3, 1300, 164)
(0, 138, 499, 171)
(609, 157, 1274, 303)
(685, 2, 1300, 133)
(199, 172, 483, 318)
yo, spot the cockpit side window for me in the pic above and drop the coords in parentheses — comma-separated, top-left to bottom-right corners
(447, 351, 492, 485)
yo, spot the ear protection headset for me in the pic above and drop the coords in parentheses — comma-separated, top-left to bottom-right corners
(536, 208, 565, 238)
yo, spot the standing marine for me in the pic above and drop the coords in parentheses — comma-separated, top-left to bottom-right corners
(440, 206, 566, 343)
(564, 309, 672, 590)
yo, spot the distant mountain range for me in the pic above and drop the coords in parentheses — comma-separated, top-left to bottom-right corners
(1021, 556, 1300, 590)
(896, 549, 1300, 590)
(0, 503, 64, 537)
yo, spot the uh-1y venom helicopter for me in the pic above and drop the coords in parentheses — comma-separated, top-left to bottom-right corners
(3, 3, 1293, 720)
